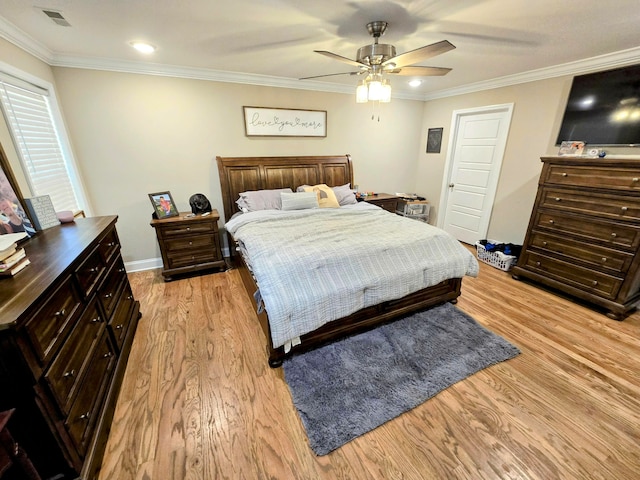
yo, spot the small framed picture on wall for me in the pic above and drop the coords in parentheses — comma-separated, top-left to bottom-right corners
(426, 127, 443, 153)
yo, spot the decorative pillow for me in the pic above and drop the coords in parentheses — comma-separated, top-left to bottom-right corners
(301, 184, 340, 208)
(236, 188, 293, 212)
(280, 191, 319, 211)
(332, 183, 357, 206)
(297, 183, 356, 206)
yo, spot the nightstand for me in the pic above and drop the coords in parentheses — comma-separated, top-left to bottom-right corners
(150, 211, 226, 281)
(363, 193, 400, 213)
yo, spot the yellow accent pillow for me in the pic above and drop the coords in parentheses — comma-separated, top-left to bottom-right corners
(302, 184, 340, 208)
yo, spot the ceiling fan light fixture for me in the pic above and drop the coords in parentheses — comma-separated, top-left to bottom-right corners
(380, 80, 392, 103)
(356, 81, 368, 103)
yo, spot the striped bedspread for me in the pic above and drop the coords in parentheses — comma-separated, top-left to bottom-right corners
(225, 203, 479, 348)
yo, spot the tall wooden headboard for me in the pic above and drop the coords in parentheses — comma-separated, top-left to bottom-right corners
(216, 154, 354, 222)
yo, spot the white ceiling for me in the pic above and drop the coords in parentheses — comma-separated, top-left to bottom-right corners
(1, 0, 640, 100)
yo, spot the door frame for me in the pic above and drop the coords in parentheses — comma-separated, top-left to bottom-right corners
(436, 103, 514, 240)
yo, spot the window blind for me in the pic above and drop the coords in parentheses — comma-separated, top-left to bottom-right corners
(0, 80, 80, 212)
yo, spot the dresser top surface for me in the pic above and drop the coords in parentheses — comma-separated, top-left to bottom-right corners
(0, 216, 117, 329)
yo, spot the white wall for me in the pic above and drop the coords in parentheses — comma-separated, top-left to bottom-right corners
(50, 68, 425, 265)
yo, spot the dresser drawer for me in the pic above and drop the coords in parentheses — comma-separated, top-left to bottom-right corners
(529, 231, 633, 274)
(160, 220, 216, 237)
(521, 251, 623, 299)
(44, 297, 105, 415)
(97, 255, 126, 320)
(540, 187, 640, 222)
(108, 283, 136, 351)
(74, 246, 106, 299)
(545, 165, 640, 191)
(98, 227, 120, 265)
(65, 331, 116, 456)
(535, 211, 640, 249)
(25, 276, 83, 366)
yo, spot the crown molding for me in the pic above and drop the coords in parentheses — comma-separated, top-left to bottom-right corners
(0, 15, 53, 63)
(1, 13, 639, 103)
(422, 46, 640, 100)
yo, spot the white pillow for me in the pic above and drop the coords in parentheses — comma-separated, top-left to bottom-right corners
(280, 191, 319, 210)
(332, 183, 357, 206)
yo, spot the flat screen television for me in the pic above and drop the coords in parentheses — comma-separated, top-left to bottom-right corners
(556, 63, 640, 146)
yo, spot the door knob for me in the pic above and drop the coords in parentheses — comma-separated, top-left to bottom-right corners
(448, 183, 454, 188)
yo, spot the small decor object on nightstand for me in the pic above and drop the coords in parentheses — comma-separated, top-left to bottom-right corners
(189, 193, 212, 214)
(24, 195, 61, 230)
(149, 191, 179, 219)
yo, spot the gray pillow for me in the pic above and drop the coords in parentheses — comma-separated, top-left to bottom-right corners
(332, 183, 357, 205)
(237, 188, 293, 212)
(281, 191, 319, 210)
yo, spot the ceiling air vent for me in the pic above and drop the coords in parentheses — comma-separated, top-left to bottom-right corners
(42, 10, 71, 27)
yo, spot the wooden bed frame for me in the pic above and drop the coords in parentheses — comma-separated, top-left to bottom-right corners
(216, 154, 462, 367)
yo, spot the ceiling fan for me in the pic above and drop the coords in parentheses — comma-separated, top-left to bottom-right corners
(300, 21, 456, 82)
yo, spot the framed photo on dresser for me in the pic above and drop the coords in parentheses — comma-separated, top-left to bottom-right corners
(149, 191, 179, 219)
(0, 142, 35, 237)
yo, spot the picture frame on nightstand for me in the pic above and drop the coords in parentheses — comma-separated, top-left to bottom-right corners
(149, 191, 179, 219)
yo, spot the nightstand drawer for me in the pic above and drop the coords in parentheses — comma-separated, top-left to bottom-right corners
(164, 233, 216, 253)
(160, 221, 216, 237)
(167, 249, 218, 268)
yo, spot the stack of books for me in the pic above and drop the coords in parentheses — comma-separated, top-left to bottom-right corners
(0, 232, 30, 277)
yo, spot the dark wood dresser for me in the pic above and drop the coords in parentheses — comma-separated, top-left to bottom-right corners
(0, 216, 141, 480)
(150, 210, 226, 281)
(512, 156, 640, 319)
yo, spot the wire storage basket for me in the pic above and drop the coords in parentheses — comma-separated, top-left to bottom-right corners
(475, 240, 518, 271)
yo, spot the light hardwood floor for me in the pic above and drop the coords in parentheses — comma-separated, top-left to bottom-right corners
(98, 250, 640, 480)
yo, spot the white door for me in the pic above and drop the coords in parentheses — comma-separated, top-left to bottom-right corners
(437, 104, 514, 245)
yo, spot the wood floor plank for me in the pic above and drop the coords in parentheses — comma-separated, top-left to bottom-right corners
(99, 250, 640, 480)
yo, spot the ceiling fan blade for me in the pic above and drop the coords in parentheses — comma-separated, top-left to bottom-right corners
(382, 40, 455, 69)
(315, 50, 366, 68)
(386, 66, 452, 76)
(299, 71, 361, 80)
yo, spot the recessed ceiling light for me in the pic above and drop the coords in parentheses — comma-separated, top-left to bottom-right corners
(130, 42, 156, 54)
(409, 80, 422, 87)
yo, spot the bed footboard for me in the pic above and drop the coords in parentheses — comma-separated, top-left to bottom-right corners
(234, 252, 462, 367)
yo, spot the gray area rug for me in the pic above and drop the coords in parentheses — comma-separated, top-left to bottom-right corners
(283, 302, 520, 455)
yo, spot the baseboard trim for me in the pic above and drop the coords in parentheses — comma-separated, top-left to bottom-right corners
(125, 257, 162, 273)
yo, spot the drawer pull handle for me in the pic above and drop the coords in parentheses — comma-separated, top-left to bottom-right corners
(554, 197, 561, 202)
(89, 267, 99, 273)
(592, 280, 598, 286)
(186, 227, 191, 231)
(91, 316, 102, 323)
(621, 206, 628, 212)
(542, 241, 548, 246)
(562, 173, 568, 177)
(611, 233, 617, 238)
(103, 351, 113, 358)
(535, 261, 541, 267)
(602, 257, 607, 262)
(107, 242, 116, 247)
(55, 308, 66, 317)
(104, 293, 113, 299)
(118, 267, 126, 273)
(79, 412, 90, 420)
(63, 369, 75, 378)
(127, 295, 133, 300)
(115, 324, 123, 330)
(549, 219, 554, 224)
(189, 241, 193, 245)
(633, 178, 639, 182)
